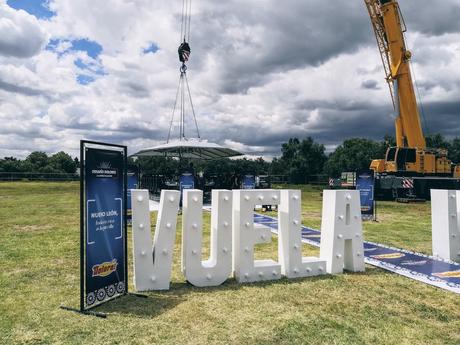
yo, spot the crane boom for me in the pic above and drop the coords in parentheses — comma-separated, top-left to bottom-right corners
(364, 0, 425, 149)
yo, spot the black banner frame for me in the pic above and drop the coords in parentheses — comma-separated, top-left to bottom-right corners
(81, 140, 128, 313)
(60, 140, 128, 318)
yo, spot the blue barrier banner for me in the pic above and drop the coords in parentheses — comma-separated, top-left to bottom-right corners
(180, 173, 195, 202)
(242, 175, 256, 189)
(82, 144, 127, 309)
(356, 170, 375, 220)
(252, 214, 460, 294)
(127, 170, 138, 221)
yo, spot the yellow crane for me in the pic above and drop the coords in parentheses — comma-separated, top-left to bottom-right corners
(364, 0, 460, 179)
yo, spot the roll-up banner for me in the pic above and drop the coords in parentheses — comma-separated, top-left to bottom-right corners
(356, 170, 375, 221)
(80, 140, 128, 311)
(179, 173, 195, 206)
(180, 173, 195, 192)
(242, 175, 256, 189)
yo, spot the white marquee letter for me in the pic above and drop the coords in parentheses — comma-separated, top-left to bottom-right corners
(279, 190, 326, 278)
(131, 189, 180, 291)
(320, 190, 365, 274)
(181, 190, 233, 287)
(233, 189, 281, 283)
(431, 190, 460, 262)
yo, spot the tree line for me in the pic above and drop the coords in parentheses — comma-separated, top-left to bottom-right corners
(0, 151, 77, 174)
(133, 134, 460, 182)
(269, 134, 460, 181)
(2, 134, 460, 182)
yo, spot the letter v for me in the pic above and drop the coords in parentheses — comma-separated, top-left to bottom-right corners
(131, 189, 180, 291)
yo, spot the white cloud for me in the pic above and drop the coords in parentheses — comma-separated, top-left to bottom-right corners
(0, 0, 460, 160)
(0, 2, 48, 58)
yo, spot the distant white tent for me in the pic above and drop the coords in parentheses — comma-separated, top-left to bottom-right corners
(131, 139, 243, 160)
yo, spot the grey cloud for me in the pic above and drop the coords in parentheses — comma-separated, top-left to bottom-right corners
(200, 98, 460, 156)
(417, 81, 437, 92)
(0, 79, 45, 96)
(0, 38, 44, 58)
(400, 0, 460, 36)
(0, 79, 77, 102)
(77, 127, 164, 144)
(361, 80, 380, 90)
(0, 123, 55, 140)
(54, 118, 165, 143)
(117, 121, 165, 140)
(189, 1, 371, 94)
(119, 80, 151, 98)
(422, 101, 460, 138)
(186, 0, 460, 95)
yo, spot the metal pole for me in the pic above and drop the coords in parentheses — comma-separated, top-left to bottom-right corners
(374, 200, 378, 222)
(123, 147, 128, 294)
(79, 140, 85, 311)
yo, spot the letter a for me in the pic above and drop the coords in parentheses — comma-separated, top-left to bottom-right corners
(320, 190, 365, 274)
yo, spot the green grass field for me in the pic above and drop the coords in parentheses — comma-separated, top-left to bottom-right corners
(0, 182, 459, 344)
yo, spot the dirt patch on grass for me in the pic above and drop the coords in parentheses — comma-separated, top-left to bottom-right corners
(4, 267, 30, 277)
(301, 211, 321, 218)
(12, 224, 53, 233)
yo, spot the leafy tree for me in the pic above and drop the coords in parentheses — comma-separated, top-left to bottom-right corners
(0, 152, 78, 174)
(136, 156, 179, 176)
(18, 160, 35, 173)
(383, 134, 396, 147)
(270, 157, 287, 175)
(39, 165, 61, 174)
(449, 138, 460, 164)
(325, 138, 385, 177)
(275, 137, 327, 183)
(425, 133, 460, 164)
(50, 151, 77, 173)
(136, 155, 271, 178)
(426, 133, 450, 150)
(0, 157, 21, 172)
(2, 134, 458, 181)
(25, 152, 49, 171)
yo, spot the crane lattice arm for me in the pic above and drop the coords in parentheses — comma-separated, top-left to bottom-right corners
(364, 0, 396, 108)
(364, 0, 426, 149)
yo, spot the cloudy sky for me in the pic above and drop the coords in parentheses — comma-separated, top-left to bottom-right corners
(0, 0, 459, 159)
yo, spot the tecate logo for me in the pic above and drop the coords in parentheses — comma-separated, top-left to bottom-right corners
(370, 253, 405, 260)
(92, 259, 118, 277)
(433, 270, 460, 278)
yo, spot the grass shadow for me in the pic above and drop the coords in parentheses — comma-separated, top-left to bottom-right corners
(90, 273, 341, 318)
(94, 292, 186, 318)
(167, 273, 338, 296)
(77, 267, 393, 319)
(166, 265, 395, 295)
